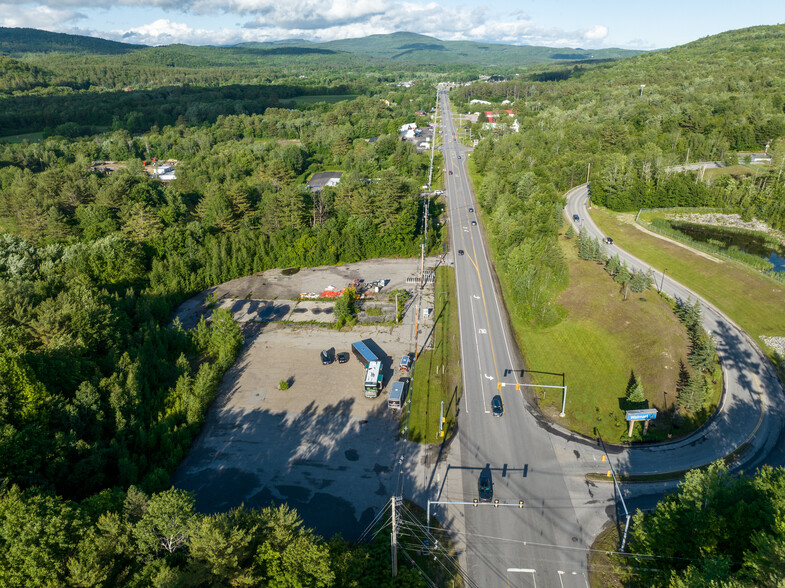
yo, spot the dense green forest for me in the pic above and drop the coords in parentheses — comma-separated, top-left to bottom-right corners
(454, 24, 785, 326)
(0, 84, 438, 493)
(0, 485, 434, 586)
(623, 462, 785, 587)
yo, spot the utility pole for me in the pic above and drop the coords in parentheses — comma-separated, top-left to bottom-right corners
(391, 496, 398, 577)
(420, 243, 425, 289)
(586, 162, 591, 184)
(395, 293, 399, 325)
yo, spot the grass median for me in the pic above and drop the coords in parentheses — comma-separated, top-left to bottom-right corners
(592, 207, 785, 364)
(509, 235, 719, 442)
(407, 265, 461, 444)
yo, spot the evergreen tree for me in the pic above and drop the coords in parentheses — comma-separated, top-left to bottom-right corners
(630, 269, 647, 293)
(626, 372, 646, 405)
(605, 254, 621, 276)
(678, 374, 707, 412)
(564, 224, 575, 239)
(690, 335, 716, 373)
(645, 268, 656, 289)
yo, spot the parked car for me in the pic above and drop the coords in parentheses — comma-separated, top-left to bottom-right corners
(320, 350, 332, 365)
(478, 469, 493, 502)
(604, 237, 614, 245)
(458, 249, 464, 256)
(492, 395, 504, 417)
(337, 352, 349, 364)
(573, 214, 580, 221)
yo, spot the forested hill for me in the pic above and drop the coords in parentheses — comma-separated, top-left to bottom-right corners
(239, 31, 641, 66)
(0, 27, 639, 67)
(0, 27, 143, 55)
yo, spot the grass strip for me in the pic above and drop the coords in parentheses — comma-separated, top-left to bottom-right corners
(592, 207, 785, 364)
(406, 265, 461, 444)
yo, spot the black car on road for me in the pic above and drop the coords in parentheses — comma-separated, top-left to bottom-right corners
(457, 249, 464, 256)
(604, 237, 614, 245)
(478, 468, 493, 502)
(491, 395, 504, 417)
(573, 213, 580, 222)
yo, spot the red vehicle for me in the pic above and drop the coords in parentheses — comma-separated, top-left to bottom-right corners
(449, 171, 453, 175)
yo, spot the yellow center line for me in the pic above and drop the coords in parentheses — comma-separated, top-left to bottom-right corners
(465, 186, 501, 393)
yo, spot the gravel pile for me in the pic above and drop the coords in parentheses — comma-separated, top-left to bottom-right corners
(675, 212, 785, 242)
(761, 336, 785, 358)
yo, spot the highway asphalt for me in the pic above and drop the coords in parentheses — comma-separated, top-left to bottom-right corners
(440, 90, 590, 588)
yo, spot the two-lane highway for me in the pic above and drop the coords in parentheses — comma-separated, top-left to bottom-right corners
(439, 90, 589, 587)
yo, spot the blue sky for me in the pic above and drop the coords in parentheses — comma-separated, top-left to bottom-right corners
(0, 0, 783, 49)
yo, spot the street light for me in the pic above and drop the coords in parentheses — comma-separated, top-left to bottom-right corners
(659, 268, 667, 293)
(639, 84, 646, 97)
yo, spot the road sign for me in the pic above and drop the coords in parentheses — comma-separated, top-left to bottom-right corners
(625, 409, 658, 421)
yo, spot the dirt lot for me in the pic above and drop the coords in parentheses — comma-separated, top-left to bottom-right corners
(173, 257, 447, 540)
(174, 257, 436, 329)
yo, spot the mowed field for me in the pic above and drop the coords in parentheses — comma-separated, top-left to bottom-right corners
(512, 234, 699, 442)
(281, 94, 359, 105)
(592, 207, 785, 356)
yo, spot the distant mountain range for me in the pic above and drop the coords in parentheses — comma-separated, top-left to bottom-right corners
(0, 27, 641, 66)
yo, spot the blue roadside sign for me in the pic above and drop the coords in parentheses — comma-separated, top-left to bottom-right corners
(626, 409, 658, 421)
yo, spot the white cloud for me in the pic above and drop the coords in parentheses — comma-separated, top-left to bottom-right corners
(3, 0, 619, 49)
(582, 25, 608, 41)
(0, 4, 85, 28)
(109, 19, 248, 45)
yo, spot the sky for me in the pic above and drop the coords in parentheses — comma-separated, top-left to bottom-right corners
(0, 0, 783, 50)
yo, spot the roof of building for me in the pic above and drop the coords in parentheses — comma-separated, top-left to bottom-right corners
(307, 171, 343, 191)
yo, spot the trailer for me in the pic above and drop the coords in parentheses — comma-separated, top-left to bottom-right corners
(388, 380, 408, 409)
(352, 340, 378, 365)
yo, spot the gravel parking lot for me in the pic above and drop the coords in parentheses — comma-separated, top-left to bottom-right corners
(173, 257, 446, 540)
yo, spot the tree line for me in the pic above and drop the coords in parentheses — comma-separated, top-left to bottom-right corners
(0, 87, 437, 505)
(0, 484, 430, 586)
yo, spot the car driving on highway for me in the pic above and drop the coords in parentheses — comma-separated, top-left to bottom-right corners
(478, 468, 493, 502)
(573, 214, 580, 222)
(457, 249, 464, 256)
(491, 395, 504, 417)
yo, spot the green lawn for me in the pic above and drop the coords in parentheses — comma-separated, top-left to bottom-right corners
(0, 131, 44, 143)
(407, 266, 461, 443)
(703, 163, 764, 180)
(588, 523, 624, 588)
(510, 236, 712, 442)
(592, 207, 785, 363)
(281, 94, 358, 105)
